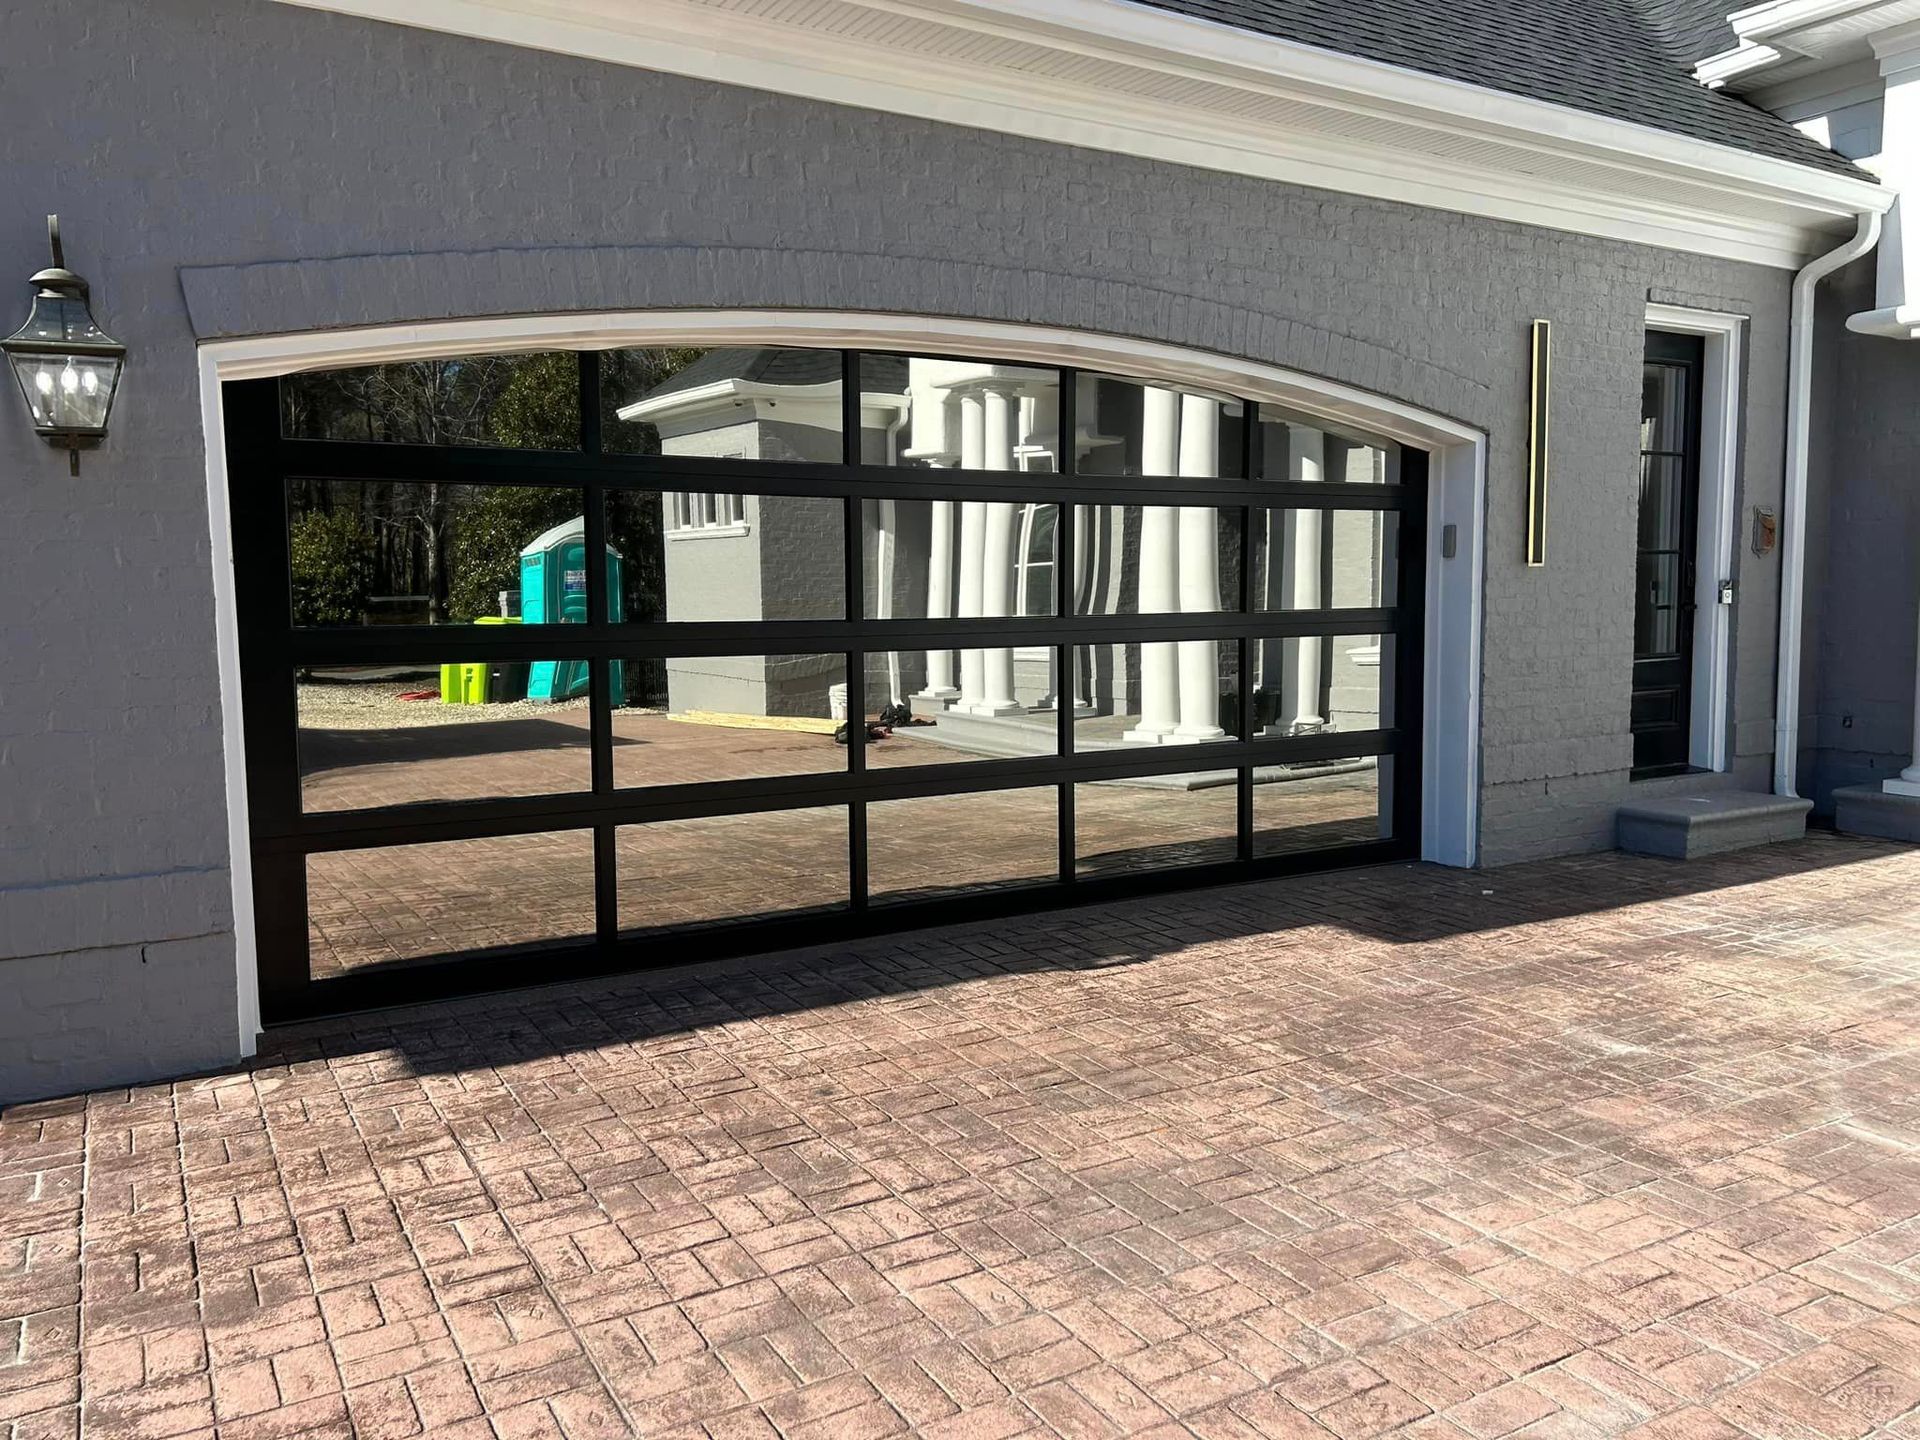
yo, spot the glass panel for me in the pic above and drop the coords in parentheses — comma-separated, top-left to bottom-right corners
(1636, 554, 1682, 656)
(1076, 773, 1238, 876)
(1254, 408, 1397, 483)
(868, 788, 1059, 904)
(867, 355, 1060, 470)
(1251, 635, 1391, 737)
(601, 346, 843, 460)
(863, 498, 1058, 620)
(298, 663, 592, 811)
(286, 480, 591, 627)
(1074, 375, 1244, 479)
(1073, 505, 1241, 615)
(863, 652, 1059, 767)
(605, 490, 844, 624)
(1252, 758, 1391, 857)
(612, 654, 848, 788)
(307, 832, 593, 979)
(12, 351, 119, 432)
(1641, 363, 1689, 454)
(1067, 641, 1241, 747)
(616, 807, 848, 932)
(1250, 509, 1396, 611)
(281, 353, 581, 447)
(1638, 455, 1685, 552)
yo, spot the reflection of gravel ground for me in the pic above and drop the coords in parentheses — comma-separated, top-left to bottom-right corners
(297, 680, 601, 730)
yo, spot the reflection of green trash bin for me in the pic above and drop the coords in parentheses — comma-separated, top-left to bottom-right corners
(521, 517, 623, 703)
(442, 616, 522, 704)
(440, 661, 488, 705)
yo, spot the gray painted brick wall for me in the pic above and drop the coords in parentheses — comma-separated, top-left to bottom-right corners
(0, 0, 1813, 1100)
(1804, 260, 1920, 812)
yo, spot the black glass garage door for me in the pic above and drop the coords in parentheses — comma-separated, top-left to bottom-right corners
(229, 345, 1426, 1021)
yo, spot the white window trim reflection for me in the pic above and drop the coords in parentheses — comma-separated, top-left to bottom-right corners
(667, 490, 752, 539)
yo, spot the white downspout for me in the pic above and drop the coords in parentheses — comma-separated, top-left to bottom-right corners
(1775, 209, 1882, 797)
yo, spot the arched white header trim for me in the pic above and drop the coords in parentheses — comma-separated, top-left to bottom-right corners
(198, 309, 1485, 1054)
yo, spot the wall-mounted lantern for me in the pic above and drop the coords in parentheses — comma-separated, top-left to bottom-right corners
(3, 216, 125, 475)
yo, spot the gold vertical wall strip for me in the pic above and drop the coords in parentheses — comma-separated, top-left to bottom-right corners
(1526, 319, 1551, 567)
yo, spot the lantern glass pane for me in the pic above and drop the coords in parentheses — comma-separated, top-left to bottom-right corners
(13, 292, 111, 346)
(10, 351, 119, 433)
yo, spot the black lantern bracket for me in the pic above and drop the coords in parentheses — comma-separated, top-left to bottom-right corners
(3, 215, 127, 476)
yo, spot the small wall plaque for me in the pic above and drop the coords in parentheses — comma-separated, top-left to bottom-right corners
(1752, 506, 1777, 557)
(1526, 319, 1551, 567)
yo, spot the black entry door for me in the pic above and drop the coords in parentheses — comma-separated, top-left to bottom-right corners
(1632, 332, 1704, 777)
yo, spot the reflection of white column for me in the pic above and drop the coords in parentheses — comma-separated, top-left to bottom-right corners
(1277, 423, 1326, 734)
(1072, 503, 1092, 709)
(976, 387, 1023, 715)
(875, 498, 902, 705)
(1890, 599, 1920, 796)
(957, 392, 987, 708)
(1127, 387, 1182, 743)
(1175, 396, 1225, 741)
(918, 482, 958, 702)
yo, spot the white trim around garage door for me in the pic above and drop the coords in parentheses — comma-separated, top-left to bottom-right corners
(1646, 303, 1747, 776)
(198, 308, 1488, 1055)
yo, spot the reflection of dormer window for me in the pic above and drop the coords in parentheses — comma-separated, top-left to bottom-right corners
(667, 490, 750, 537)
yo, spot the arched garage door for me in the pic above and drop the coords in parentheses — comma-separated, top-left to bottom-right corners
(227, 343, 1425, 1020)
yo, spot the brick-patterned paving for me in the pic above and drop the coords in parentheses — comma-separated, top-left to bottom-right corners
(9, 833, 1920, 1439)
(304, 746, 1378, 977)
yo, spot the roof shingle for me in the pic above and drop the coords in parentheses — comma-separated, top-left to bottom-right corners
(1134, 0, 1863, 176)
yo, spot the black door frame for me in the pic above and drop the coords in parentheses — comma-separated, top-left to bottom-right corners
(229, 350, 1428, 1023)
(1633, 331, 1705, 778)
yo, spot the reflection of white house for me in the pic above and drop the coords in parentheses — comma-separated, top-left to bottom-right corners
(619, 351, 1390, 749)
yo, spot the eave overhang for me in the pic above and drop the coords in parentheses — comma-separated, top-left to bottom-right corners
(276, 0, 1890, 269)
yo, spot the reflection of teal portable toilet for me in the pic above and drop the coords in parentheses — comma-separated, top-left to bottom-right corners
(521, 517, 623, 703)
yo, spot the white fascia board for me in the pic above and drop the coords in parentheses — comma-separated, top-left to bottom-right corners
(1698, 42, 1792, 88)
(272, 0, 1887, 269)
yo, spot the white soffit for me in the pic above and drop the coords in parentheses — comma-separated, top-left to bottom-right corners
(273, 0, 1888, 267)
(1698, 0, 1920, 90)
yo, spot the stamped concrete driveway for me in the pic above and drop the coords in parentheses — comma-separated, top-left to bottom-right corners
(6, 834, 1920, 1440)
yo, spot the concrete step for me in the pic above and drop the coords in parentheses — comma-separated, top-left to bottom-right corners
(1616, 790, 1811, 860)
(1833, 783, 1920, 843)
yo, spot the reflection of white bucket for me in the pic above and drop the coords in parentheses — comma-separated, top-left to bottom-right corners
(828, 683, 849, 723)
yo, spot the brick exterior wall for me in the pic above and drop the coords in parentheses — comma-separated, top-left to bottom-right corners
(0, 0, 1840, 1100)
(1803, 259, 1920, 812)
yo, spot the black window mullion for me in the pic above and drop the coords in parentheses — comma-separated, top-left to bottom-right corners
(580, 351, 619, 946)
(842, 355, 869, 909)
(229, 376, 310, 1014)
(1392, 450, 1430, 845)
(1057, 371, 1078, 881)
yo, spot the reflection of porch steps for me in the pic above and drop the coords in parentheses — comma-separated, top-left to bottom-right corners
(898, 705, 1059, 758)
(1615, 790, 1810, 859)
(888, 705, 1378, 791)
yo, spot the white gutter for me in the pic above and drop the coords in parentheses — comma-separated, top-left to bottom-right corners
(1776, 208, 1884, 796)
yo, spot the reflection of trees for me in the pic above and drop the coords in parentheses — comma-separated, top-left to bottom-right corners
(288, 508, 373, 631)
(282, 349, 699, 625)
